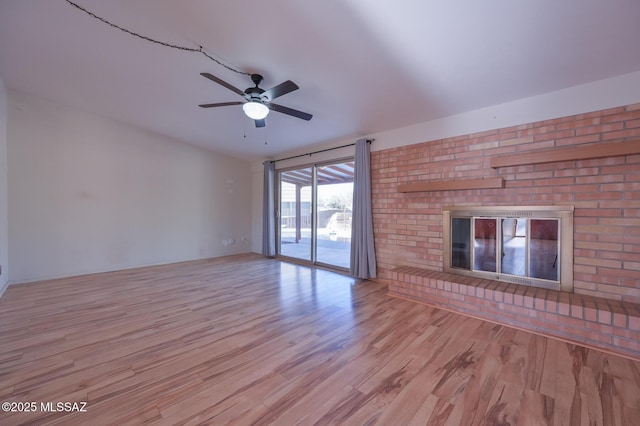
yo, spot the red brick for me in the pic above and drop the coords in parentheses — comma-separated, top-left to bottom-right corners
(558, 300, 571, 316)
(598, 309, 612, 325)
(556, 133, 601, 146)
(570, 304, 584, 319)
(613, 312, 628, 328)
(584, 302, 598, 322)
(602, 128, 640, 140)
(504, 292, 514, 305)
(514, 294, 524, 306)
(575, 122, 624, 136)
(613, 337, 640, 352)
(523, 295, 535, 309)
(629, 316, 640, 331)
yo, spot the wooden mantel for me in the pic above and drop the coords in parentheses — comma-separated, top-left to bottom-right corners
(490, 139, 640, 168)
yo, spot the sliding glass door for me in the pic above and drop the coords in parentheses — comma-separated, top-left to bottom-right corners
(315, 163, 353, 268)
(278, 167, 312, 262)
(277, 159, 354, 270)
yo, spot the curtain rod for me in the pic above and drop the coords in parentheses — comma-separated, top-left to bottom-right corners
(269, 139, 374, 164)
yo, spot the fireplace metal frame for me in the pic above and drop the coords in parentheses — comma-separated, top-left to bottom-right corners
(443, 205, 574, 292)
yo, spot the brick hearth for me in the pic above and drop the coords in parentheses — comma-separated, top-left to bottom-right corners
(389, 267, 640, 360)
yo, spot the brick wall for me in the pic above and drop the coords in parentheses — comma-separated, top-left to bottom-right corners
(371, 103, 640, 303)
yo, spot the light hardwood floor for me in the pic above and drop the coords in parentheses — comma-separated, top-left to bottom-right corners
(0, 254, 639, 425)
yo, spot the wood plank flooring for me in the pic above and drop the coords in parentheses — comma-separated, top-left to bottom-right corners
(0, 254, 639, 425)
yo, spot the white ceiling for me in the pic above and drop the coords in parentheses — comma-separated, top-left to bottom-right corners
(1, 0, 640, 161)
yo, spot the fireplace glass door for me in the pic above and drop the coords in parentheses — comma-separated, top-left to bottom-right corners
(443, 206, 573, 292)
(474, 218, 497, 273)
(530, 219, 559, 281)
(500, 218, 527, 277)
(471, 217, 559, 279)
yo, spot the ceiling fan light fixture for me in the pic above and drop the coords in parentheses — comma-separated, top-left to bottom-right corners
(242, 101, 269, 120)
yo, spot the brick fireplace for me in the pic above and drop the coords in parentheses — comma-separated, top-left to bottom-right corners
(371, 103, 640, 359)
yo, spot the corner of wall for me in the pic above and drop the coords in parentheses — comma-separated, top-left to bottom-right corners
(0, 74, 9, 296)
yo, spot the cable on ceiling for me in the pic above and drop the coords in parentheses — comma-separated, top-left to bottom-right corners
(63, 0, 250, 76)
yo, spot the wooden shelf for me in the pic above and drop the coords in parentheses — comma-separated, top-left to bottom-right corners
(399, 140, 639, 193)
(398, 177, 504, 193)
(490, 139, 640, 169)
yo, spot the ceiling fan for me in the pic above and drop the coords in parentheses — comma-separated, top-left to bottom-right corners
(199, 72, 313, 127)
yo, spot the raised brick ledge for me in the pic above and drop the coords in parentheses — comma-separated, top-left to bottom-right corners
(389, 266, 640, 361)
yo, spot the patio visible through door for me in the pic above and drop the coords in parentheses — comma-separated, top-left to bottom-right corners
(277, 160, 354, 270)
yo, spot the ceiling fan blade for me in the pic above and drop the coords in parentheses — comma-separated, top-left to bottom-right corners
(262, 80, 299, 101)
(198, 101, 244, 108)
(255, 119, 266, 128)
(200, 72, 245, 97)
(269, 103, 313, 121)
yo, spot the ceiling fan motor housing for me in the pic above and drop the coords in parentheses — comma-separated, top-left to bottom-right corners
(246, 74, 266, 102)
(250, 73, 264, 86)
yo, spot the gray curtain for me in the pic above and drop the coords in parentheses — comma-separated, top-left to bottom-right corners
(262, 161, 276, 256)
(350, 138, 377, 278)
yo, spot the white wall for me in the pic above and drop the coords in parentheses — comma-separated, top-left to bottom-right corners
(0, 76, 8, 295)
(8, 90, 252, 284)
(251, 71, 640, 252)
